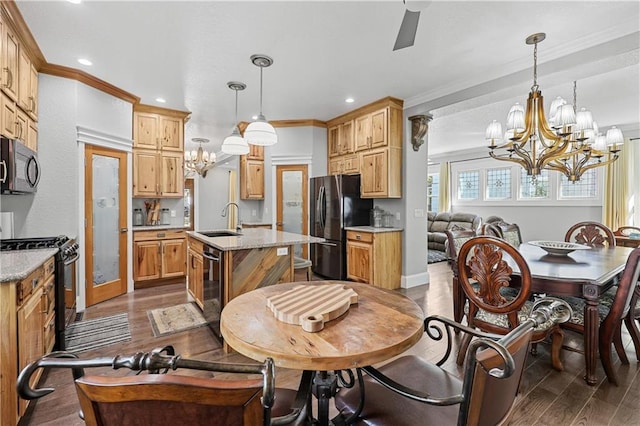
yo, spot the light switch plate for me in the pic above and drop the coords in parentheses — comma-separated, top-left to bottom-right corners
(414, 209, 424, 218)
(170, 210, 176, 217)
(277, 247, 288, 256)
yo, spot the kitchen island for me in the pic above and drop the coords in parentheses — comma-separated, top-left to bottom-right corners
(186, 228, 324, 340)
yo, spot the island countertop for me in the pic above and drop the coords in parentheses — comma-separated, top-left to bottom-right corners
(187, 228, 325, 251)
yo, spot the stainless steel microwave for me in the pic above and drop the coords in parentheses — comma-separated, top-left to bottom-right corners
(0, 138, 40, 194)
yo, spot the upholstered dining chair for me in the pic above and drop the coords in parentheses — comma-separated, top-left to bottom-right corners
(17, 346, 310, 426)
(559, 247, 640, 385)
(455, 236, 566, 371)
(480, 222, 502, 238)
(496, 222, 523, 247)
(565, 221, 616, 248)
(444, 228, 477, 326)
(333, 298, 572, 426)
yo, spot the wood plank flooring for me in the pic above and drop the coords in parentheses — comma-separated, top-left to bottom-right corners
(20, 265, 640, 425)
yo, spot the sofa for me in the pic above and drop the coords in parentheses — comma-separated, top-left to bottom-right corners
(427, 211, 482, 253)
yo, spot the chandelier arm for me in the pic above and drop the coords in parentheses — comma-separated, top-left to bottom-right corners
(534, 91, 562, 143)
(509, 143, 535, 170)
(535, 139, 573, 170)
(577, 154, 619, 173)
(489, 150, 529, 170)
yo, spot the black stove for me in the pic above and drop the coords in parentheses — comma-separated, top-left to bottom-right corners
(1, 235, 79, 350)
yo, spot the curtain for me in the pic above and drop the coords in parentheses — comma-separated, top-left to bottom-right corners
(227, 170, 237, 229)
(602, 137, 635, 230)
(438, 161, 451, 213)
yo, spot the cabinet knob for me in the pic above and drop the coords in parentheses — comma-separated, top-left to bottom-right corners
(356, 234, 361, 240)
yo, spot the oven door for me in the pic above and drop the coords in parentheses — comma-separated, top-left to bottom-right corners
(202, 246, 223, 339)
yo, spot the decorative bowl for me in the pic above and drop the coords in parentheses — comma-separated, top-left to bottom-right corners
(528, 241, 591, 256)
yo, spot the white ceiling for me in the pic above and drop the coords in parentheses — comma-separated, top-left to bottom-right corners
(16, 1, 640, 154)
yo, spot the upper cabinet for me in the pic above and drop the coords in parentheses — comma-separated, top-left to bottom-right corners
(240, 138, 265, 200)
(1, 15, 19, 103)
(132, 105, 189, 198)
(326, 97, 403, 198)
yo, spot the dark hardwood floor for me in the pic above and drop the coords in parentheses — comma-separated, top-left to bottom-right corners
(21, 265, 640, 425)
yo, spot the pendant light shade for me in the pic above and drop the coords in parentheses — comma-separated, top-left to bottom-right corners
(221, 81, 250, 155)
(245, 54, 277, 146)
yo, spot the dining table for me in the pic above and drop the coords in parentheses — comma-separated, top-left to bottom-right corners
(455, 242, 634, 385)
(220, 281, 425, 426)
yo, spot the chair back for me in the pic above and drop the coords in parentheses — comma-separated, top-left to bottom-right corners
(76, 374, 266, 426)
(457, 236, 532, 334)
(565, 221, 616, 248)
(445, 228, 477, 262)
(602, 247, 640, 333)
(497, 222, 523, 247)
(480, 223, 502, 238)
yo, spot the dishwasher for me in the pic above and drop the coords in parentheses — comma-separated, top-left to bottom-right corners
(202, 245, 224, 339)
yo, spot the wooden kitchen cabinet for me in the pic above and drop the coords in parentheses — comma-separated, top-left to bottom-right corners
(133, 229, 186, 286)
(133, 105, 189, 198)
(17, 286, 43, 416)
(1, 14, 19, 102)
(328, 121, 354, 159)
(18, 49, 37, 120)
(240, 156, 264, 200)
(187, 237, 204, 308)
(247, 143, 264, 160)
(346, 229, 402, 289)
(328, 125, 340, 157)
(1, 89, 17, 138)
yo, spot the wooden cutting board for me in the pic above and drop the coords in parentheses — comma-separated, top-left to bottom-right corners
(266, 284, 358, 332)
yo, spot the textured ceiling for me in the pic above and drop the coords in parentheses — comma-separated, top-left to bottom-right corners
(16, 1, 640, 154)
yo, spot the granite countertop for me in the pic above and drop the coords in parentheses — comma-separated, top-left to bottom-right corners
(133, 225, 189, 232)
(187, 228, 325, 251)
(344, 226, 404, 233)
(0, 248, 59, 282)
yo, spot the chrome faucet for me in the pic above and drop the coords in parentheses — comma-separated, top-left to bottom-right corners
(221, 202, 242, 231)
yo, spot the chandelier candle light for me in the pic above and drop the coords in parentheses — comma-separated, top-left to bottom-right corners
(221, 81, 250, 155)
(485, 32, 623, 182)
(184, 138, 216, 178)
(244, 54, 278, 146)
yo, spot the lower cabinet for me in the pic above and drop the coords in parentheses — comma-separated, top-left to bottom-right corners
(133, 229, 186, 286)
(346, 229, 402, 289)
(187, 237, 204, 308)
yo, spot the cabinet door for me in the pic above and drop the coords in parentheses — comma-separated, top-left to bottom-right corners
(159, 115, 183, 151)
(360, 149, 388, 198)
(159, 151, 184, 197)
(134, 240, 161, 281)
(328, 125, 341, 157)
(346, 240, 373, 284)
(27, 63, 37, 120)
(15, 107, 27, 143)
(354, 114, 371, 151)
(162, 238, 186, 278)
(17, 47, 30, 112)
(343, 154, 359, 175)
(240, 158, 264, 199)
(340, 120, 354, 154)
(18, 287, 44, 416)
(2, 23, 19, 102)
(27, 117, 37, 151)
(133, 149, 159, 197)
(328, 157, 343, 176)
(133, 112, 159, 149)
(187, 249, 204, 308)
(370, 108, 388, 148)
(1, 90, 16, 138)
(247, 144, 264, 160)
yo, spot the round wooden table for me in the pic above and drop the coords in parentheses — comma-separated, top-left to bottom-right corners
(221, 281, 424, 425)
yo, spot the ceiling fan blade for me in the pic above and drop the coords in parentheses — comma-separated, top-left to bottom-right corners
(393, 9, 420, 51)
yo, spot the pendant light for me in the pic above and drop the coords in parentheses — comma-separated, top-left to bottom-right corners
(221, 81, 250, 155)
(244, 54, 278, 146)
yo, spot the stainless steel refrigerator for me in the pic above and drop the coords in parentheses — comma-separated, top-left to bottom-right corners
(310, 175, 373, 279)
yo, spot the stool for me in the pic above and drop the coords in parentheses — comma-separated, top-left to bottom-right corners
(293, 257, 313, 281)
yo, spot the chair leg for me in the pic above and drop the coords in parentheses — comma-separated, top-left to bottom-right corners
(306, 266, 312, 281)
(549, 328, 564, 372)
(530, 342, 538, 356)
(456, 332, 472, 366)
(599, 323, 619, 386)
(613, 323, 629, 365)
(624, 313, 640, 362)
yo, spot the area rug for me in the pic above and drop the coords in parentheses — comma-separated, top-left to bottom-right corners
(65, 313, 131, 353)
(427, 250, 448, 264)
(147, 303, 207, 337)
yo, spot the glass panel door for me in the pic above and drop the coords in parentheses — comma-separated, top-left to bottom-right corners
(276, 165, 308, 258)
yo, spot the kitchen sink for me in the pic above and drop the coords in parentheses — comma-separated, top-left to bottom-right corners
(199, 230, 242, 238)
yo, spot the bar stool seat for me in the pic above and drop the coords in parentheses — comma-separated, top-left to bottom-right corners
(294, 257, 313, 281)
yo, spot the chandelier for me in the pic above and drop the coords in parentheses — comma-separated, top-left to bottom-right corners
(184, 138, 216, 178)
(244, 54, 278, 146)
(485, 32, 623, 182)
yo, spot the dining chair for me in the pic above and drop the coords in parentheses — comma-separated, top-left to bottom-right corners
(496, 222, 523, 247)
(559, 247, 640, 385)
(480, 222, 502, 238)
(455, 236, 566, 371)
(444, 228, 477, 326)
(17, 346, 310, 426)
(614, 226, 640, 238)
(565, 221, 616, 248)
(333, 298, 572, 426)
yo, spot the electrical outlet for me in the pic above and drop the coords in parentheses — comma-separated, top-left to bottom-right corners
(395, 212, 401, 221)
(277, 247, 288, 256)
(170, 210, 176, 217)
(414, 209, 424, 218)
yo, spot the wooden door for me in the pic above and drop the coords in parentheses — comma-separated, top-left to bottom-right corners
(17, 48, 30, 112)
(84, 145, 128, 306)
(17, 287, 43, 415)
(354, 114, 371, 151)
(370, 108, 388, 148)
(361, 148, 388, 197)
(133, 149, 158, 197)
(346, 240, 372, 283)
(161, 239, 186, 278)
(276, 164, 308, 259)
(159, 115, 182, 151)
(241, 159, 264, 199)
(340, 120, 354, 154)
(328, 125, 340, 157)
(133, 112, 158, 149)
(2, 23, 19, 101)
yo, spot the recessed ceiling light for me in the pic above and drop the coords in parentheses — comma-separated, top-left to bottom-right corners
(345, 98, 355, 103)
(67, 0, 82, 4)
(77, 58, 92, 66)
(155, 97, 166, 103)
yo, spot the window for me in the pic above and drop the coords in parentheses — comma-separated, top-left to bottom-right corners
(486, 167, 511, 200)
(458, 170, 480, 200)
(520, 169, 549, 199)
(559, 168, 597, 198)
(427, 173, 439, 212)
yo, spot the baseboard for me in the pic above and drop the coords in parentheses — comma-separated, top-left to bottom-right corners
(401, 272, 429, 288)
